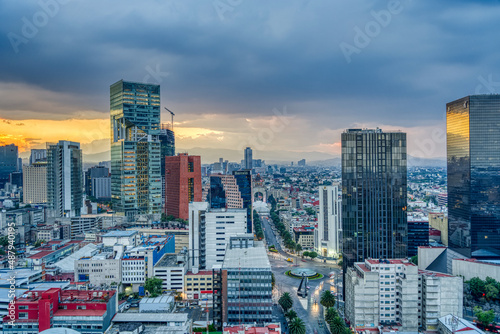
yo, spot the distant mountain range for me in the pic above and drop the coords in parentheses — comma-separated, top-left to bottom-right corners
(82, 148, 446, 167)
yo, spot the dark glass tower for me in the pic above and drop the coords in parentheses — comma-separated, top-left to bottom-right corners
(0, 144, 18, 188)
(342, 129, 408, 269)
(232, 170, 252, 233)
(447, 95, 500, 258)
(208, 176, 226, 209)
(159, 124, 175, 209)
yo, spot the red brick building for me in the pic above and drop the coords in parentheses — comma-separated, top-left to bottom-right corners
(3, 288, 117, 333)
(165, 153, 202, 220)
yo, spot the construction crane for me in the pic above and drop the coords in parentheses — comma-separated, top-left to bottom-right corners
(164, 107, 175, 131)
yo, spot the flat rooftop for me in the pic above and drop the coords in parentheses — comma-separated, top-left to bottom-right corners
(156, 254, 181, 267)
(112, 313, 188, 323)
(103, 230, 138, 237)
(223, 242, 270, 269)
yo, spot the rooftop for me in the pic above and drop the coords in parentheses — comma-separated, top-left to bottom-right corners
(223, 242, 270, 269)
(439, 314, 484, 334)
(103, 230, 138, 237)
(112, 313, 188, 323)
(156, 254, 183, 267)
(418, 269, 455, 278)
(186, 270, 212, 276)
(366, 259, 414, 266)
(139, 295, 175, 304)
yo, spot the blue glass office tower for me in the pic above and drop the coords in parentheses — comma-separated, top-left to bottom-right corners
(342, 129, 408, 269)
(0, 144, 18, 187)
(208, 176, 226, 209)
(447, 95, 500, 258)
(232, 170, 252, 233)
(110, 80, 162, 219)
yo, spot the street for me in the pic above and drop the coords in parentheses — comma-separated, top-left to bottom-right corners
(262, 216, 343, 334)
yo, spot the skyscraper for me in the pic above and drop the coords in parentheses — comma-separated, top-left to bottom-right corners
(342, 128, 407, 269)
(159, 123, 175, 210)
(46, 141, 83, 217)
(244, 147, 253, 170)
(29, 149, 47, 164)
(110, 80, 162, 218)
(23, 163, 47, 204)
(165, 153, 202, 220)
(84, 166, 109, 196)
(0, 144, 18, 188)
(232, 170, 253, 233)
(447, 95, 500, 258)
(208, 174, 244, 209)
(315, 185, 342, 258)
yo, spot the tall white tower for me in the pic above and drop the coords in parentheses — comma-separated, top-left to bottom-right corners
(315, 185, 342, 258)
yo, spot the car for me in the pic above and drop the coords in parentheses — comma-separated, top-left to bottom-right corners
(130, 303, 139, 308)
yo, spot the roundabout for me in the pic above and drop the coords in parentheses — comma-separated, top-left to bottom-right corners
(286, 268, 324, 280)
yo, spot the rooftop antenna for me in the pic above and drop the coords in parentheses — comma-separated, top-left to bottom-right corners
(164, 107, 175, 131)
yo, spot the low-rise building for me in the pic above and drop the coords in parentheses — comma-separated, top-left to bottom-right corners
(185, 270, 213, 305)
(2, 288, 117, 333)
(75, 252, 121, 286)
(102, 230, 138, 247)
(438, 314, 484, 334)
(452, 258, 500, 282)
(345, 259, 463, 332)
(292, 226, 315, 250)
(154, 249, 188, 293)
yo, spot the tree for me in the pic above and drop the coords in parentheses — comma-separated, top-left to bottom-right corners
(410, 255, 418, 265)
(166, 215, 176, 222)
(474, 306, 495, 327)
(337, 260, 343, 267)
(320, 290, 336, 308)
(0, 236, 9, 247)
(325, 307, 338, 323)
(289, 317, 306, 334)
(144, 277, 163, 298)
(295, 244, 303, 254)
(308, 251, 318, 260)
(279, 292, 293, 312)
(329, 316, 346, 334)
(286, 309, 298, 320)
(468, 277, 486, 299)
(34, 239, 45, 248)
(302, 251, 310, 258)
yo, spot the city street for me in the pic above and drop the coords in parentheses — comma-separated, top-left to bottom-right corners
(262, 216, 343, 334)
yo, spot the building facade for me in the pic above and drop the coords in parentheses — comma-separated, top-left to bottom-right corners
(23, 163, 47, 204)
(447, 95, 500, 259)
(208, 174, 244, 210)
(342, 129, 408, 269)
(46, 141, 83, 217)
(315, 185, 342, 258)
(165, 153, 202, 220)
(232, 170, 252, 233)
(110, 80, 162, 219)
(244, 147, 252, 170)
(0, 144, 18, 188)
(407, 218, 429, 257)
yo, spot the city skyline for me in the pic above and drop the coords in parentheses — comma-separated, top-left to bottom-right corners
(2, 1, 500, 161)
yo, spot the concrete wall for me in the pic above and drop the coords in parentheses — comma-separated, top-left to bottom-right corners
(453, 259, 500, 282)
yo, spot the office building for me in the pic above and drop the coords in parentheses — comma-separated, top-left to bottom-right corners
(29, 149, 47, 164)
(342, 129, 408, 269)
(208, 174, 244, 209)
(46, 141, 83, 217)
(159, 123, 175, 209)
(429, 212, 448, 246)
(153, 249, 188, 292)
(232, 170, 253, 233)
(185, 270, 213, 305)
(315, 185, 342, 258)
(91, 177, 111, 199)
(23, 163, 47, 204)
(188, 202, 247, 270)
(447, 95, 500, 258)
(84, 166, 109, 196)
(244, 147, 252, 170)
(298, 159, 306, 166)
(293, 226, 315, 250)
(165, 153, 202, 220)
(110, 80, 162, 219)
(2, 288, 117, 333)
(407, 218, 429, 257)
(0, 144, 18, 188)
(222, 236, 273, 325)
(345, 259, 462, 332)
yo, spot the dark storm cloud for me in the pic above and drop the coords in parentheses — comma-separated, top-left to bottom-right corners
(0, 0, 500, 128)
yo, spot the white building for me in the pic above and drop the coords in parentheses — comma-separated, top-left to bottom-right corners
(345, 259, 463, 332)
(102, 230, 138, 247)
(188, 203, 247, 270)
(23, 164, 47, 204)
(121, 256, 146, 286)
(153, 249, 188, 293)
(74, 252, 121, 286)
(315, 185, 342, 258)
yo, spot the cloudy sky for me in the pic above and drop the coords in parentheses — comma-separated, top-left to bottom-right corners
(1, 0, 499, 162)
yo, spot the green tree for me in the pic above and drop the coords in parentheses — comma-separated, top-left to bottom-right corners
(289, 317, 306, 334)
(410, 255, 418, 265)
(320, 290, 336, 308)
(329, 316, 346, 334)
(302, 251, 310, 258)
(279, 292, 293, 312)
(337, 260, 343, 267)
(166, 215, 175, 221)
(144, 277, 163, 297)
(295, 244, 303, 253)
(468, 277, 486, 299)
(286, 309, 298, 320)
(0, 236, 9, 247)
(34, 239, 45, 248)
(309, 251, 318, 260)
(325, 307, 339, 323)
(474, 306, 495, 327)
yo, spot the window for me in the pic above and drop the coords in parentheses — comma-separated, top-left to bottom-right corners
(77, 305, 86, 310)
(19, 312, 28, 319)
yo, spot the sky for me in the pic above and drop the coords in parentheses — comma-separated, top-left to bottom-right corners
(1, 0, 500, 163)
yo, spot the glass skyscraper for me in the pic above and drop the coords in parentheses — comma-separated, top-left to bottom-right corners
(110, 80, 162, 218)
(0, 144, 18, 188)
(447, 95, 500, 258)
(159, 124, 175, 209)
(208, 176, 226, 209)
(342, 129, 408, 269)
(232, 170, 252, 233)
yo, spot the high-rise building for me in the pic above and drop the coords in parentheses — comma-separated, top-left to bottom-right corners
(46, 141, 83, 217)
(188, 202, 247, 270)
(165, 153, 202, 220)
(232, 170, 253, 233)
(85, 166, 109, 196)
(447, 95, 500, 259)
(342, 129, 408, 269)
(315, 185, 342, 258)
(29, 149, 47, 164)
(160, 123, 175, 209)
(0, 144, 18, 188)
(110, 80, 162, 219)
(208, 174, 244, 209)
(221, 235, 273, 325)
(244, 147, 253, 170)
(407, 218, 429, 257)
(23, 163, 47, 204)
